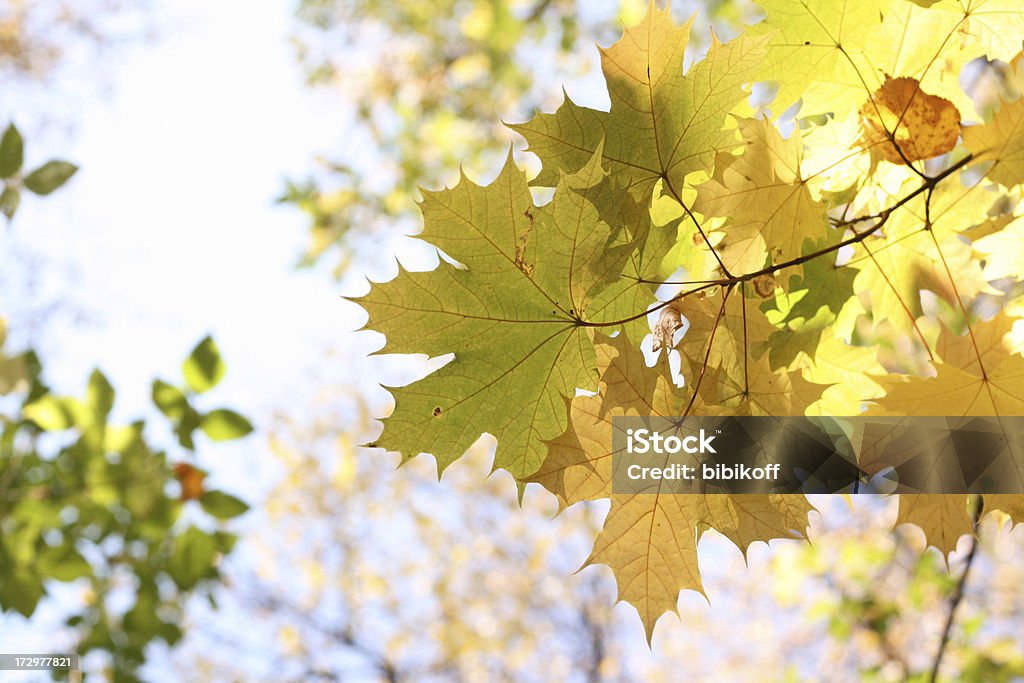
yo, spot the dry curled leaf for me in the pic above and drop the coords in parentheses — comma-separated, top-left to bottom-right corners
(174, 462, 206, 501)
(651, 305, 684, 352)
(860, 76, 961, 164)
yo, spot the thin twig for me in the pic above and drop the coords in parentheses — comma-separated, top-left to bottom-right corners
(581, 152, 974, 331)
(927, 496, 982, 683)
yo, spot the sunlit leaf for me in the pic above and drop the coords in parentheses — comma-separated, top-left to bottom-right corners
(0, 123, 23, 178)
(22, 160, 78, 195)
(183, 335, 226, 394)
(200, 409, 254, 441)
(199, 490, 250, 519)
(167, 526, 218, 590)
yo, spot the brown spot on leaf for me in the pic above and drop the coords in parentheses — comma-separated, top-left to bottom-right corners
(515, 210, 535, 276)
(752, 274, 776, 299)
(432, 406, 443, 417)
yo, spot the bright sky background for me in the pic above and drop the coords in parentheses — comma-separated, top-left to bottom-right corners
(20, 0, 351, 410)
(2, 0, 412, 511)
(0, 0, 377, 667)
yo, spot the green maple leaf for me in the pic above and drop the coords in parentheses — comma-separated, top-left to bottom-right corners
(511, 6, 768, 198)
(357, 146, 660, 478)
(762, 236, 858, 369)
(352, 0, 1024, 642)
(584, 177, 680, 344)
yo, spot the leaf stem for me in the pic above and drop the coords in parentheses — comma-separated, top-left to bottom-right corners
(660, 173, 734, 279)
(682, 284, 733, 417)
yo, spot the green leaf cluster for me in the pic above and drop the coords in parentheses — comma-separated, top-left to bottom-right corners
(0, 332, 250, 680)
(152, 335, 253, 448)
(0, 123, 78, 220)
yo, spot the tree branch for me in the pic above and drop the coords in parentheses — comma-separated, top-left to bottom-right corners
(581, 152, 974, 331)
(927, 495, 982, 683)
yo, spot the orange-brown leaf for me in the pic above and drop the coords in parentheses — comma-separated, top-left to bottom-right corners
(860, 77, 961, 164)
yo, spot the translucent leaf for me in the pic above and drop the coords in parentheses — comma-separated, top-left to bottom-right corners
(0, 123, 23, 178)
(199, 490, 250, 519)
(167, 526, 217, 590)
(200, 409, 254, 441)
(22, 160, 78, 196)
(182, 335, 225, 394)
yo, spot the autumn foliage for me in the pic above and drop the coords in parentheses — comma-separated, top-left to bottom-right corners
(355, 1, 1024, 638)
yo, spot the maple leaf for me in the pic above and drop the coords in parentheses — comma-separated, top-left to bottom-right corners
(748, 0, 889, 116)
(354, 0, 1024, 642)
(357, 148, 628, 478)
(752, 0, 1024, 118)
(983, 494, 1024, 528)
(868, 317, 1024, 552)
(689, 352, 828, 417)
(760, 235, 859, 370)
(529, 333, 674, 507)
(694, 118, 831, 272)
(860, 77, 961, 164)
(973, 215, 1024, 282)
(868, 0, 1023, 117)
(896, 494, 974, 557)
(511, 6, 768, 198)
(849, 179, 997, 333)
(870, 354, 1024, 419)
(964, 54, 1024, 189)
(530, 332, 814, 640)
(935, 310, 1022, 374)
(897, 2, 1024, 92)
(584, 178, 681, 345)
(798, 337, 887, 416)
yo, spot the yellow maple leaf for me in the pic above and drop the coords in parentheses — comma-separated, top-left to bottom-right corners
(964, 54, 1024, 189)
(869, 316, 1024, 553)
(695, 118, 830, 271)
(896, 494, 974, 557)
(531, 332, 815, 640)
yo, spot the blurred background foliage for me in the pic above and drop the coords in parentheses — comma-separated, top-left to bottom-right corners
(281, 0, 757, 275)
(2, 208, 251, 681)
(1, 0, 1023, 681)
(2, 1, 251, 679)
(1, 330, 250, 680)
(0, 0, 147, 80)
